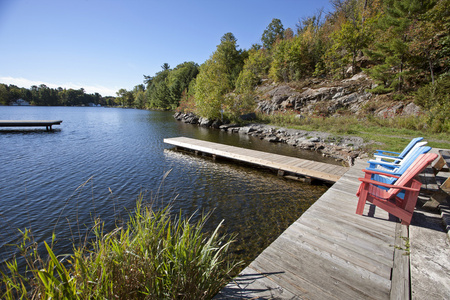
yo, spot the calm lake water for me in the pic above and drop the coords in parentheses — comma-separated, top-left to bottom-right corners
(0, 106, 330, 267)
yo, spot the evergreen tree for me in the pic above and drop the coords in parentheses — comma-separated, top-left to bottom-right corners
(261, 18, 285, 50)
(365, 0, 435, 92)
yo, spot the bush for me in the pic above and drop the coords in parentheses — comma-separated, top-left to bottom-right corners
(415, 74, 450, 133)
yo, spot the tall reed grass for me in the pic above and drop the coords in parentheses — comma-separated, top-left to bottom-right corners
(1, 196, 240, 299)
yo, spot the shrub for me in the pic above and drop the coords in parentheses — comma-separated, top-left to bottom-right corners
(415, 74, 450, 133)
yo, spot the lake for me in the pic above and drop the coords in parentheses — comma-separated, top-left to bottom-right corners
(0, 106, 329, 267)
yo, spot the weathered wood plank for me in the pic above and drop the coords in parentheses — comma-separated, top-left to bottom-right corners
(282, 222, 393, 279)
(390, 223, 410, 300)
(257, 240, 391, 299)
(164, 137, 348, 182)
(209, 141, 403, 299)
(214, 266, 303, 299)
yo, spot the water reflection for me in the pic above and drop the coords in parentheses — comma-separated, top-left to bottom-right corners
(163, 149, 328, 264)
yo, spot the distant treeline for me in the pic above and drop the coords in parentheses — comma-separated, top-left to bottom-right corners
(0, 83, 117, 106)
(118, 0, 448, 125)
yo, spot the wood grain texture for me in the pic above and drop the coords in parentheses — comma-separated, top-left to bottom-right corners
(164, 137, 348, 182)
(216, 159, 405, 300)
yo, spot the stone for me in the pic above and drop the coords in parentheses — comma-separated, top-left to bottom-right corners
(401, 102, 422, 116)
(199, 117, 213, 127)
(211, 119, 222, 129)
(265, 135, 280, 143)
(239, 126, 256, 134)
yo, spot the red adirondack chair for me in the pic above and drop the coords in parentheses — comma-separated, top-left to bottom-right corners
(356, 153, 438, 225)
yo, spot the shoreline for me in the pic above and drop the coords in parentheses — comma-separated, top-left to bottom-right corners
(174, 112, 371, 166)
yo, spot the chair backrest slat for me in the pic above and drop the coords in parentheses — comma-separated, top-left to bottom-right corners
(395, 145, 431, 173)
(387, 153, 438, 196)
(398, 137, 424, 158)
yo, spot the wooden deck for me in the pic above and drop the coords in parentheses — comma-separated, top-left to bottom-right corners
(0, 120, 62, 131)
(215, 159, 409, 299)
(163, 137, 348, 183)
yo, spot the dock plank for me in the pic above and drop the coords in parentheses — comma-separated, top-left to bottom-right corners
(164, 137, 348, 182)
(217, 157, 402, 299)
(0, 120, 62, 130)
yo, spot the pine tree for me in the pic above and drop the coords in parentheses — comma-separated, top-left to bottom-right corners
(365, 0, 435, 92)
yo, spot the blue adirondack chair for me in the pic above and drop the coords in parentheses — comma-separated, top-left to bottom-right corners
(374, 137, 424, 163)
(368, 145, 431, 176)
(357, 145, 432, 198)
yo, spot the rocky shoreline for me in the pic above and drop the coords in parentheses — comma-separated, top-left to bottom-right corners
(174, 111, 371, 166)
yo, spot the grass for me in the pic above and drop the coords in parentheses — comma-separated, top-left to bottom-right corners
(1, 195, 241, 299)
(256, 112, 450, 153)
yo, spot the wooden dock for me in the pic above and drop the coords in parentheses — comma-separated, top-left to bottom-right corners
(0, 120, 62, 131)
(163, 137, 348, 183)
(215, 159, 409, 299)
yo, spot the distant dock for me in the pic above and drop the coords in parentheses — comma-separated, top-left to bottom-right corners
(0, 120, 62, 131)
(163, 137, 348, 183)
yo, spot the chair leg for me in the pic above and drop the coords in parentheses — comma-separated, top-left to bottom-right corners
(356, 183, 368, 215)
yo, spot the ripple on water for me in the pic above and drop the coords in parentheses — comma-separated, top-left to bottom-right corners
(0, 107, 328, 268)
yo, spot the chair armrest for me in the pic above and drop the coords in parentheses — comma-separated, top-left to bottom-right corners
(374, 153, 402, 160)
(367, 162, 399, 172)
(368, 159, 401, 168)
(358, 178, 420, 192)
(364, 166, 402, 176)
(362, 169, 401, 178)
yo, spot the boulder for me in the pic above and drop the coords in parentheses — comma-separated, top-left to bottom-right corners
(199, 117, 213, 127)
(211, 119, 223, 129)
(401, 102, 422, 116)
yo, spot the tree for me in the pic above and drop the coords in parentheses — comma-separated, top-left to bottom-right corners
(325, 17, 373, 78)
(261, 18, 285, 50)
(236, 48, 271, 93)
(116, 88, 134, 107)
(0, 84, 9, 105)
(409, 0, 450, 84)
(166, 61, 199, 109)
(145, 67, 171, 109)
(365, 0, 435, 92)
(161, 63, 171, 71)
(194, 33, 245, 119)
(132, 84, 146, 108)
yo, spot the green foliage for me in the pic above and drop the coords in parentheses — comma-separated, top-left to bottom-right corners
(145, 66, 171, 109)
(166, 62, 199, 110)
(368, 84, 394, 94)
(365, 0, 436, 91)
(235, 49, 271, 94)
(194, 33, 245, 119)
(268, 12, 325, 82)
(194, 58, 230, 119)
(269, 39, 290, 82)
(415, 73, 450, 132)
(0, 83, 107, 106)
(0, 197, 240, 299)
(261, 18, 285, 50)
(116, 88, 134, 107)
(325, 15, 374, 78)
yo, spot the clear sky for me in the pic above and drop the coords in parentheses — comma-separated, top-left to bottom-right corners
(0, 0, 332, 96)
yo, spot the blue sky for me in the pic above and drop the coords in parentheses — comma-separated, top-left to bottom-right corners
(0, 0, 332, 96)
